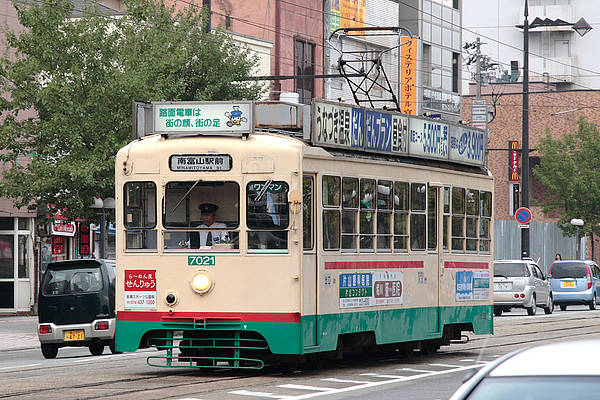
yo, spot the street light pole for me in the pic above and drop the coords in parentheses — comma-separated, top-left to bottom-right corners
(99, 210, 106, 259)
(521, 0, 530, 259)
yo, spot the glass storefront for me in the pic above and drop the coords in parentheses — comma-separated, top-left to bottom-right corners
(0, 217, 34, 311)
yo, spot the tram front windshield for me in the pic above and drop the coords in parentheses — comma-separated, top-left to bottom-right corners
(161, 180, 290, 251)
(163, 181, 240, 250)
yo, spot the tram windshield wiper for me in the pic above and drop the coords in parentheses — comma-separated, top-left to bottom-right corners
(255, 178, 273, 202)
(170, 179, 202, 214)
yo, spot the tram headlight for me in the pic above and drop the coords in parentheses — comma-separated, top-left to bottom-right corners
(191, 272, 212, 294)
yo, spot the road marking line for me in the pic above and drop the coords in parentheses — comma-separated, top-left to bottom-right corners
(459, 359, 475, 362)
(321, 378, 371, 384)
(277, 364, 485, 400)
(360, 373, 406, 379)
(398, 367, 431, 373)
(278, 384, 335, 392)
(0, 363, 40, 370)
(229, 390, 291, 399)
(429, 363, 463, 368)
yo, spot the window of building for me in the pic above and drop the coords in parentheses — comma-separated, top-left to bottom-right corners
(295, 40, 315, 105)
(322, 175, 340, 250)
(422, 44, 431, 87)
(452, 52, 459, 93)
(342, 177, 359, 251)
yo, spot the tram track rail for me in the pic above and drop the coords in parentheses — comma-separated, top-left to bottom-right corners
(3, 311, 600, 400)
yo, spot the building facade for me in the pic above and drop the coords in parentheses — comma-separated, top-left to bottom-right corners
(462, 0, 600, 270)
(462, 0, 600, 92)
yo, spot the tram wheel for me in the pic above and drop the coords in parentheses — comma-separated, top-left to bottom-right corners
(41, 344, 58, 359)
(494, 308, 502, 317)
(560, 305, 567, 311)
(89, 343, 105, 356)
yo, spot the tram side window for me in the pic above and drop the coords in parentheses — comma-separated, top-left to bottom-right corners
(342, 177, 358, 251)
(247, 181, 289, 251)
(322, 175, 340, 250)
(377, 180, 392, 252)
(163, 181, 240, 251)
(393, 181, 409, 252)
(443, 187, 450, 252)
(303, 177, 314, 251)
(124, 182, 157, 250)
(428, 186, 437, 250)
(466, 189, 480, 252)
(480, 191, 492, 253)
(451, 187, 466, 252)
(410, 183, 426, 251)
(359, 178, 376, 251)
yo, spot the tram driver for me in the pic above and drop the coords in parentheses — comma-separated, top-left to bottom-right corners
(189, 203, 228, 247)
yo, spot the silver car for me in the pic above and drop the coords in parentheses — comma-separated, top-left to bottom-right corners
(493, 259, 553, 316)
(450, 340, 600, 400)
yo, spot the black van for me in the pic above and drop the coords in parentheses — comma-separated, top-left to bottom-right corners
(38, 259, 118, 359)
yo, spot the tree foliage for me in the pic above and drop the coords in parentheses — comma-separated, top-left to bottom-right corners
(533, 118, 600, 236)
(0, 0, 264, 220)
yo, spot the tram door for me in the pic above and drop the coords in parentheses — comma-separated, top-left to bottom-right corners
(430, 184, 442, 335)
(301, 175, 318, 347)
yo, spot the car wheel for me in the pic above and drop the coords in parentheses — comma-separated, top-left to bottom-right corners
(544, 295, 554, 314)
(590, 296, 597, 311)
(109, 341, 122, 354)
(527, 295, 537, 315)
(494, 308, 502, 317)
(560, 305, 567, 311)
(41, 344, 58, 359)
(88, 343, 105, 356)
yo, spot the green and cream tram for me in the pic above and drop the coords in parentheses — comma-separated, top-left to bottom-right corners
(115, 100, 493, 368)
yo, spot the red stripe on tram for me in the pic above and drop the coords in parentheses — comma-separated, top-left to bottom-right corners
(117, 311, 301, 323)
(324, 261, 424, 270)
(444, 261, 489, 269)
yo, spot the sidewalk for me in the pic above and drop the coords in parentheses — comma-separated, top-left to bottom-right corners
(0, 316, 40, 351)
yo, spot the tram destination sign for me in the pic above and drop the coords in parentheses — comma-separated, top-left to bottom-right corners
(311, 100, 487, 168)
(169, 154, 232, 172)
(153, 101, 253, 136)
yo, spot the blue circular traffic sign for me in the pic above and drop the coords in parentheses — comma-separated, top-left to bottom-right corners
(515, 207, 532, 224)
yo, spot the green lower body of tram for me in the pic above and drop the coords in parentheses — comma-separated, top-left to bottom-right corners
(116, 304, 492, 369)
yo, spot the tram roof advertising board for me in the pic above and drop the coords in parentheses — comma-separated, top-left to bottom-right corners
(153, 101, 253, 136)
(310, 99, 487, 168)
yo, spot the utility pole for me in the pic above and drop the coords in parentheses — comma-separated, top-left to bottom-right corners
(521, 0, 530, 259)
(475, 37, 482, 99)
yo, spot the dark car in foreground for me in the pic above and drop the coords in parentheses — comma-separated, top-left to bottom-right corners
(38, 259, 118, 359)
(450, 340, 600, 400)
(549, 260, 600, 311)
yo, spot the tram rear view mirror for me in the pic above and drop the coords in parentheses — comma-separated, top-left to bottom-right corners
(288, 190, 302, 214)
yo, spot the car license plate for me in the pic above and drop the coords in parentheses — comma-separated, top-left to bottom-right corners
(494, 282, 512, 291)
(561, 281, 575, 288)
(64, 330, 85, 341)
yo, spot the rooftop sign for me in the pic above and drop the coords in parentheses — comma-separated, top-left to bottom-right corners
(153, 101, 253, 136)
(311, 100, 487, 168)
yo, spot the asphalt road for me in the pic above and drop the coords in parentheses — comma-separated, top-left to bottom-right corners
(2, 306, 599, 400)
